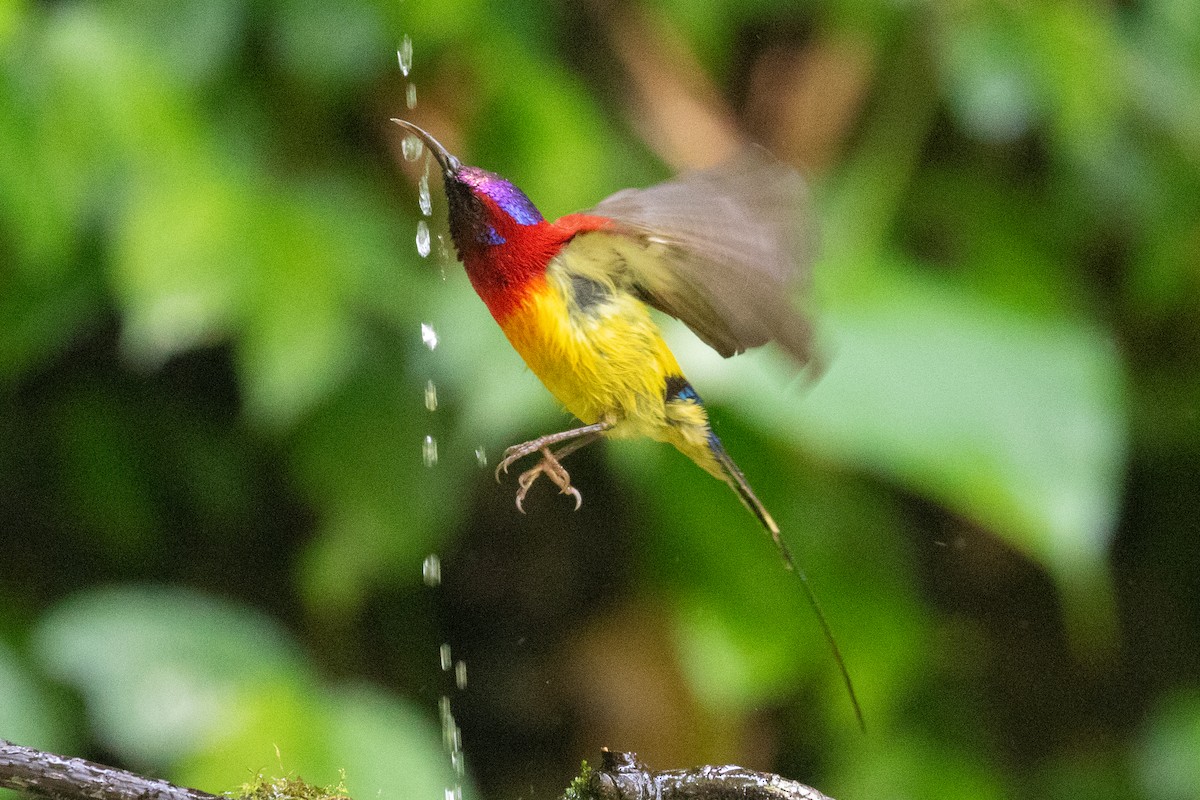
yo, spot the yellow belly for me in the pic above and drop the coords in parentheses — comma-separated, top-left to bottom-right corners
(499, 273, 682, 441)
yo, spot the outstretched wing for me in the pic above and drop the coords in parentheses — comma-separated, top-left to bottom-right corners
(580, 147, 816, 362)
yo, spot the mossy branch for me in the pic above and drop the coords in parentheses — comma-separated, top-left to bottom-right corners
(0, 739, 223, 800)
(0, 741, 343, 800)
(570, 749, 835, 800)
(1, 739, 835, 800)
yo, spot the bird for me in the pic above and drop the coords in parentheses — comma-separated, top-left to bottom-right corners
(394, 119, 862, 729)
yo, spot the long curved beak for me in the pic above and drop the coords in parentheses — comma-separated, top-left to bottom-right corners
(391, 119, 461, 176)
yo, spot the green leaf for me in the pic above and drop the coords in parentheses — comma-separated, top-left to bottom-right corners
(272, 0, 388, 95)
(107, 0, 245, 86)
(326, 684, 462, 800)
(615, 434, 926, 724)
(33, 586, 307, 767)
(33, 586, 466, 799)
(235, 193, 364, 429)
(683, 263, 1127, 644)
(289, 356, 464, 616)
(836, 734, 1004, 800)
(113, 163, 255, 366)
(0, 640, 72, 751)
(1138, 690, 1200, 800)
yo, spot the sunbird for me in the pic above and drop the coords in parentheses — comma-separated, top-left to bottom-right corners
(395, 120, 862, 728)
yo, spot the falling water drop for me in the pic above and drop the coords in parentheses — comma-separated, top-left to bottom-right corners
(418, 173, 432, 216)
(422, 554, 442, 587)
(439, 643, 452, 671)
(438, 691, 467, 789)
(474, 447, 488, 467)
(423, 435, 438, 467)
(406, 83, 418, 109)
(425, 379, 438, 411)
(439, 696, 460, 754)
(402, 134, 425, 162)
(421, 322, 439, 350)
(438, 697, 451, 743)
(416, 220, 431, 257)
(454, 660, 467, 689)
(397, 35, 413, 76)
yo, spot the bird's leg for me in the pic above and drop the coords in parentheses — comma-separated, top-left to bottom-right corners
(494, 420, 612, 480)
(495, 420, 612, 512)
(514, 433, 604, 512)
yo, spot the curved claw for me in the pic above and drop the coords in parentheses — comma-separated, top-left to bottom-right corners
(495, 444, 533, 483)
(514, 469, 540, 513)
(508, 449, 586, 513)
(564, 486, 583, 511)
(495, 451, 514, 483)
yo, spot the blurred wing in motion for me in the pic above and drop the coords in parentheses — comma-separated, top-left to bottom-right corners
(581, 147, 817, 363)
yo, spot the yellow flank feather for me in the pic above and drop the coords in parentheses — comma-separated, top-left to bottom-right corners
(496, 234, 725, 478)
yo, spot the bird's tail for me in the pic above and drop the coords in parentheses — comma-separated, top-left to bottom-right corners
(706, 431, 784, 541)
(707, 430, 867, 733)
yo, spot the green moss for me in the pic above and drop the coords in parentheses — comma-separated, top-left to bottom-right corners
(561, 760, 594, 800)
(233, 776, 351, 800)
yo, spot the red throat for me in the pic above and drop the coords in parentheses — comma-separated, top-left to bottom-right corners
(463, 209, 614, 321)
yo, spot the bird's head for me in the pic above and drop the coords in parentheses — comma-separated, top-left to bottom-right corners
(392, 120, 545, 262)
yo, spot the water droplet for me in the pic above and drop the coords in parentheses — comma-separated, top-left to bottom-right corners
(437, 232, 451, 260)
(441, 705, 458, 751)
(423, 435, 438, 467)
(416, 220, 432, 257)
(425, 379, 438, 411)
(439, 643, 452, 671)
(397, 35, 413, 76)
(437, 686, 465, 798)
(454, 660, 467, 689)
(421, 322, 439, 350)
(422, 554, 441, 587)
(402, 133, 424, 162)
(406, 83, 418, 109)
(474, 447, 488, 467)
(418, 173, 432, 216)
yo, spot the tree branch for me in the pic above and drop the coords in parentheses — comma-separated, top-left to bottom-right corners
(1, 739, 836, 800)
(0, 739, 222, 800)
(583, 749, 835, 800)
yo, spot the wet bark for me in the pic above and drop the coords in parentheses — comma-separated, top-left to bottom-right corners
(590, 750, 835, 800)
(0, 739, 222, 800)
(1, 740, 836, 800)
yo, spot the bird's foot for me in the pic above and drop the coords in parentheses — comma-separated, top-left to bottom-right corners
(493, 420, 611, 512)
(513, 447, 583, 513)
(495, 438, 548, 483)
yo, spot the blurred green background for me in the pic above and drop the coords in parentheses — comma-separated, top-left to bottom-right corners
(2, 0, 1199, 799)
